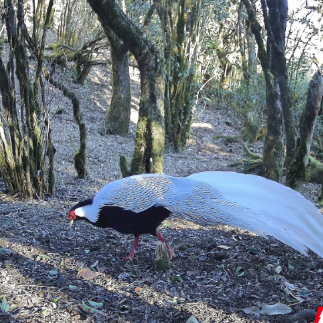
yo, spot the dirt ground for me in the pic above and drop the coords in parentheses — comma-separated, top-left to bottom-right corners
(0, 62, 322, 323)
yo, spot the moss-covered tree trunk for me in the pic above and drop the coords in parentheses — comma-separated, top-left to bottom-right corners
(243, 0, 284, 182)
(87, 0, 164, 174)
(103, 27, 131, 136)
(163, 0, 201, 152)
(0, 0, 55, 197)
(288, 70, 323, 188)
(265, 0, 296, 183)
(46, 70, 88, 178)
(216, 24, 234, 88)
(238, 4, 258, 143)
(262, 69, 284, 181)
(130, 57, 164, 174)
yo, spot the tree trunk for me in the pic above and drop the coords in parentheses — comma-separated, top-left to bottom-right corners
(104, 27, 131, 136)
(0, 0, 55, 197)
(163, 0, 201, 152)
(87, 0, 164, 174)
(246, 19, 256, 80)
(288, 70, 323, 188)
(262, 68, 284, 181)
(238, 3, 258, 143)
(242, 0, 284, 182)
(265, 0, 296, 183)
(130, 59, 165, 174)
(46, 68, 88, 178)
(216, 47, 233, 87)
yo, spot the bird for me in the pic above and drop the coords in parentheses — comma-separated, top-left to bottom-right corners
(68, 171, 323, 260)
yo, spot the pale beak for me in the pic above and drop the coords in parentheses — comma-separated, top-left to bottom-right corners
(69, 219, 74, 227)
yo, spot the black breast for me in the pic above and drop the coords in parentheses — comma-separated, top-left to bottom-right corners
(96, 205, 171, 236)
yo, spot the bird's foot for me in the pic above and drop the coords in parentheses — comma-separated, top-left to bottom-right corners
(123, 235, 140, 261)
(167, 248, 176, 260)
(123, 253, 135, 261)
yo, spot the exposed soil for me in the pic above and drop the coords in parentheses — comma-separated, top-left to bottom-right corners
(0, 62, 322, 323)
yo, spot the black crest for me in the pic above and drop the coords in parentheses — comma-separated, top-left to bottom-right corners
(70, 199, 93, 212)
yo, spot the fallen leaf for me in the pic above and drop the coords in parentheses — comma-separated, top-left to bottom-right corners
(82, 301, 100, 313)
(69, 285, 78, 290)
(186, 315, 199, 323)
(135, 287, 142, 294)
(0, 248, 14, 257)
(77, 268, 97, 279)
(242, 306, 260, 316)
(0, 296, 9, 312)
(50, 296, 58, 303)
(187, 270, 200, 276)
(41, 307, 51, 316)
(236, 266, 245, 276)
(49, 269, 58, 275)
(118, 272, 135, 281)
(217, 245, 231, 249)
(88, 300, 103, 308)
(90, 260, 98, 268)
(260, 303, 292, 315)
(247, 248, 260, 255)
(171, 275, 183, 283)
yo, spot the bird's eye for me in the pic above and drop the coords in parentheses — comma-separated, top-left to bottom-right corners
(69, 210, 76, 220)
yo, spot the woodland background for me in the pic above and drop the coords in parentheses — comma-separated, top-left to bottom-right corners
(0, 0, 323, 322)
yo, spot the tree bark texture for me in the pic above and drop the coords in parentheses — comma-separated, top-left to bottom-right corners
(242, 0, 284, 182)
(104, 27, 131, 136)
(87, 0, 164, 174)
(0, 0, 55, 197)
(163, 0, 200, 151)
(238, 3, 258, 143)
(46, 68, 88, 178)
(288, 70, 323, 188)
(263, 0, 296, 183)
(262, 70, 285, 181)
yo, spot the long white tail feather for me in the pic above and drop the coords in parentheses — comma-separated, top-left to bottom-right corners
(188, 172, 323, 257)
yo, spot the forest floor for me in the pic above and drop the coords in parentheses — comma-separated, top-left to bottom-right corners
(0, 60, 323, 323)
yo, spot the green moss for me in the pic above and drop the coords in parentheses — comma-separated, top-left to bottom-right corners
(224, 135, 240, 144)
(256, 126, 267, 141)
(213, 134, 240, 144)
(243, 121, 258, 143)
(306, 156, 323, 183)
(74, 151, 88, 178)
(154, 243, 171, 271)
(119, 155, 131, 177)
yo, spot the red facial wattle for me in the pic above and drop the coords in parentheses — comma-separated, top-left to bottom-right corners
(69, 210, 76, 221)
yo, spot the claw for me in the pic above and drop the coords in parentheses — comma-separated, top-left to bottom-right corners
(123, 235, 140, 261)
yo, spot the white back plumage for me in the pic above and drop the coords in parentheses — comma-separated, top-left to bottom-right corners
(93, 171, 323, 257)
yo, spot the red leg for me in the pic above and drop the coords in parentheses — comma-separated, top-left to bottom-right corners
(124, 235, 141, 261)
(156, 230, 175, 259)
